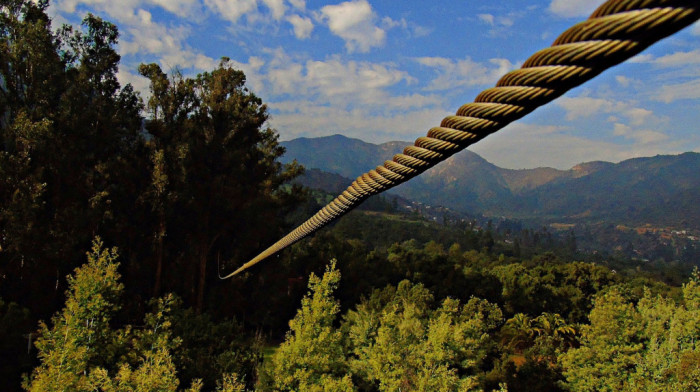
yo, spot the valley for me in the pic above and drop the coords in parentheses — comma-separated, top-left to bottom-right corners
(282, 134, 700, 265)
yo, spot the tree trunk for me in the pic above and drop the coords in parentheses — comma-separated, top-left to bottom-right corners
(195, 232, 220, 314)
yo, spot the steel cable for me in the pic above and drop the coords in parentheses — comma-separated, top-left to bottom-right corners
(223, 0, 699, 278)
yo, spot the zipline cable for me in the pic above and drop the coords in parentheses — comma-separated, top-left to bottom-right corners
(223, 0, 700, 278)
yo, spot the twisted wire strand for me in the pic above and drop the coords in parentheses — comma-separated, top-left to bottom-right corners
(224, 0, 699, 278)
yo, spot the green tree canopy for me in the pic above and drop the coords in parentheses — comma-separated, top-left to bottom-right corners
(559, 271, 700, 391)
(269, 260, 355, 391)
(344, 281, 503, 392)
(23, 239, 208, 392)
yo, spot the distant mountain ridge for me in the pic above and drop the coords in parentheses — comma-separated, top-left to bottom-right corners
(281, 134, 407, 179)
(280, 135, 700, 229)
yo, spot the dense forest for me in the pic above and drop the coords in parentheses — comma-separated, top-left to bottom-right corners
(1, 1, 699, 391)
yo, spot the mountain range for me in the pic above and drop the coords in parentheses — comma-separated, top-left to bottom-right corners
(280, 135, 700, 230)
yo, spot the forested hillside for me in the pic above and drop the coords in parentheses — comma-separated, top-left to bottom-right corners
(1, 2, 699, 392)
(283, 135, 700, 264)
(281, 135, 700, 230)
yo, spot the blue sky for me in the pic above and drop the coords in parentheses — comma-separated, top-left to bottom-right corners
(48, 0, 700, 169)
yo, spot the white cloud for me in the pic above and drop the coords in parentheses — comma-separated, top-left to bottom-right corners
(556, 96, 663, 127)
(60, 0, 295, 28)
(625, 107, 654, 126)
(476, 11, 519, 36)
(256, 49, 437, 111)
(613, 123, 668, 144)
(610, 49, 700, 104)
(652, 49, 700, 68)
(548, 0, 601, 18)
(286, 14, 313, 39)
(117, 68, 151, 94)
(478, 14, 495, 25)
(316, 0, 386, 53)
(249, 49, 446, 142)
(628, 53, 654, 64)
(557, 96, 608, 120)
(380, 16, 430, 39)
(56, 0, 201, 17)
(119, 10, 181, 53)
(692, 20, 700, 35)
(53, 0, 218, 74)
(516, 92, 694, 168)
(288, 0, 305, 11)
(54, 0, 139, 21)
(553, 94, 677, 152)
(381, 16, 408, 30)
(409, 24, 431, 38)
(112, 9, 219, 73)
(470, 122, 687, 170)
(318, 0, 372, 33)
(204, 0, 258, 23)
(262, 0, 286, 20)
(45, 1, 71, 27)
(499, 16, 514, 27)
(271, 102, 448, 142)
(149, 0, 200, 18)
(266, 62, 305, 95)
(283, 58, 412, 102)
(471, 123, 624, 169)
(657, 79, 700, 103)
(615, 75, 634, 88)
(53, 0, 80, 13)
(416, 56, 516, 91)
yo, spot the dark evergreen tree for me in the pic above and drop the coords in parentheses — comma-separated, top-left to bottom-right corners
(138, 61, 303, 312)
(0, 0, 145, 317)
